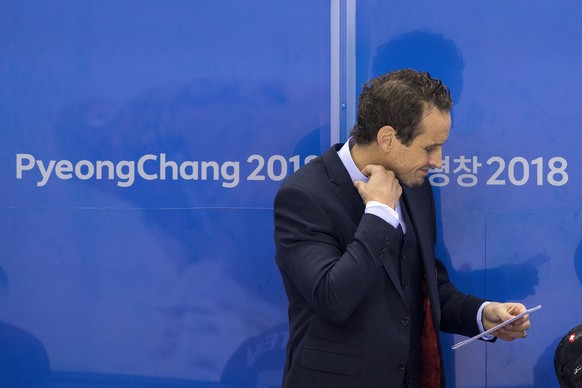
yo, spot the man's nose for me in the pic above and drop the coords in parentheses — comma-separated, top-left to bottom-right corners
(429, 149, 443, 169)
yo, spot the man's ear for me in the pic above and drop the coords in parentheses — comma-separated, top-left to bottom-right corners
(377, 125, 396, 152)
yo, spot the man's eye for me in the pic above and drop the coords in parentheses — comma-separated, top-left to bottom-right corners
(425, 146, 435, 152)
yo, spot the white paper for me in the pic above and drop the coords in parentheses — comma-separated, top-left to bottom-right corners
(451, 304, 542, 350)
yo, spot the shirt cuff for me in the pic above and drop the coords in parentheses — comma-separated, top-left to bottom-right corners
(477, 301, 495, 340)
(365, 201, 400, 229)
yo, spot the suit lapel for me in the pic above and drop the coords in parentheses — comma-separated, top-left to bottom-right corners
(402, 183, 441, 324)
(322, 145, 365, 225)
(401, 185, 432, 271)
(322, 145, 411, 304)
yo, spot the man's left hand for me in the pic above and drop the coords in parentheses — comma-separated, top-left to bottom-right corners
(482, 302, 531, 341)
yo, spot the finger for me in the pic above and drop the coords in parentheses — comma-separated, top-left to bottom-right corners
(509, 321, 531, 332)
(361, 164, 388, 178)
(494, 330, 518, 341)
(492, 329, 514, 341)
(503, 315, 531, 332)
(504, 330, 527, 340)
(495, 309, 520, 323)
(360, 164, 377, 177)
(515, 314, 530, 326)
(496, 326, 529, 340)
(353, 180, 367, 202)
(506, 303, 527, 316)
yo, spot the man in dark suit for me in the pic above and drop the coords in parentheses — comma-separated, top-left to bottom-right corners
(274, 69, 531, 387)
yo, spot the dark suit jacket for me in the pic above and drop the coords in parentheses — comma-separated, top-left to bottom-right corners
(274, 144, 487, 388)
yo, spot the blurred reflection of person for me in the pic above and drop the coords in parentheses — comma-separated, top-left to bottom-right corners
(0, 266, 51, 387)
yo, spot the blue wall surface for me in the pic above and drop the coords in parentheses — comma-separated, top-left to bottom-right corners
(356, 1, 582, 387)
(1, 1, 581, 387)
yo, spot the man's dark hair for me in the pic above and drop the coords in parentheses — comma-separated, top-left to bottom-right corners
(350, 69, 453, 146)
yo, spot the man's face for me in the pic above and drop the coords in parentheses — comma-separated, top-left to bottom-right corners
(388, 107, 451, 187)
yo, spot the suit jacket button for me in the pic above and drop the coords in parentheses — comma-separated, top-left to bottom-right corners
(397, 362, 405, 372)
(401, 317, 410, 326)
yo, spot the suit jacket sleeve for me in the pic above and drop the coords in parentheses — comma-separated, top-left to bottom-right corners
(436, 259, 487, 337)
(274, 182, 400, 324)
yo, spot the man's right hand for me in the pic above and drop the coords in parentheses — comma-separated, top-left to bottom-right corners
(353, 164, 402, 209)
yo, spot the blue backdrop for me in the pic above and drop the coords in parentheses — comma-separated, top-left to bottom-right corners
(357, 1, 582, 387)
(1, 1, 581, 387)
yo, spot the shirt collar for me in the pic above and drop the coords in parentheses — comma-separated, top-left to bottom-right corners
(337, 138, 367, 183)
